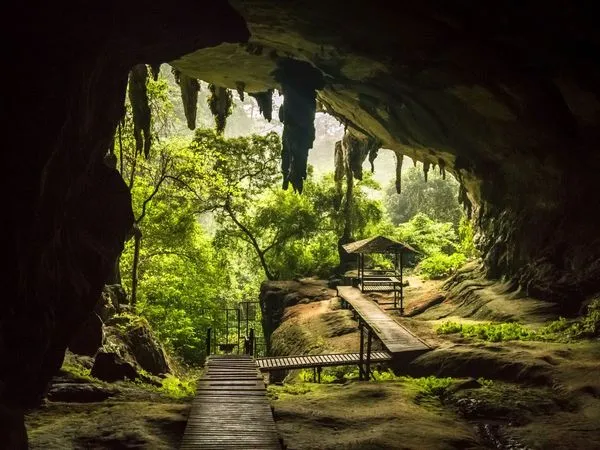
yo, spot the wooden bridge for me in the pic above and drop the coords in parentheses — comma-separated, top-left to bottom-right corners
(180, 355, 281, 449)
(180, 288, 431, 447)
(256, 351, 392, 371)
(337, 286, 429, 379)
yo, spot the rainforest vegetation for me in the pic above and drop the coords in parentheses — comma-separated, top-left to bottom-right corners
(114, 67, 474, 365)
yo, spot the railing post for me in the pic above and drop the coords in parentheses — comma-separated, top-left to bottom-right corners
(249, 328, 255, 356)
(206, 327, 212, 358)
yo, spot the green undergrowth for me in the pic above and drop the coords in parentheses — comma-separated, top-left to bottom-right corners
(436, 299, 600, 342)
(281, 370, 495, 403)
(60, 357, 198, 400)
(154, 374, 197, 399)
(61, 363, 99, 383)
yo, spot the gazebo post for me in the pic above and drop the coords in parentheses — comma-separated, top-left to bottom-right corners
(400, 250, 404, 314)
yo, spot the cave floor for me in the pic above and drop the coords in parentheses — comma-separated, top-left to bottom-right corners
(25, 375, 191, 449)
(268, 275, 600, 450)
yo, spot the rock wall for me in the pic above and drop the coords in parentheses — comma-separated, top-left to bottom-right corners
(1, 0, 249, 422)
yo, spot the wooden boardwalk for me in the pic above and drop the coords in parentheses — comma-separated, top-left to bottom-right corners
(256, 351, 391, 371)
(337, 286, 429, 355)
(180, 355, 281, 450)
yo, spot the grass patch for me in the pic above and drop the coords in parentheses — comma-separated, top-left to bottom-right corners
(61, 363, 99, 383)
(436, 301, 600, 342)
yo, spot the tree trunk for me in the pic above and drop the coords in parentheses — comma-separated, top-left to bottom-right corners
(130, 224, 142, 306)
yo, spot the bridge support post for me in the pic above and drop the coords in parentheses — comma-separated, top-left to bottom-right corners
(366, 328, 373, 380)
(359, 320, 365, 380)
(317, 366, 322, 383)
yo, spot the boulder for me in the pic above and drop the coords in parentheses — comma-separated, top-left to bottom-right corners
(91, 351, 138, 382)
(68, 313, 103, 357)
(47, 383, 117, 402)
(125, 324, 170, 376)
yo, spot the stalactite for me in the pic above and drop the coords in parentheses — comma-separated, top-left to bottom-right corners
(207, 84, 233, 134)
(368, 146, 379, 173)
(342, 131, 380, 181)
(333, 140, 344, 210)
(249, 89, 274, 122)
(236, 81, 245, 101)
(458, 184, 473, 218)
(423, 160, 431, 182)
(395, 153, 404, 194)
(150, 63, 161, 81)
(172, 68, 200, 130)
(274, 58, 324, 193)
(128, 64, 151, 158)
(438, 158, 446, 180)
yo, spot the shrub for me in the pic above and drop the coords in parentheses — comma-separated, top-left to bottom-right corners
(436, 302, 600, 342)
(418, 252, 466, 279)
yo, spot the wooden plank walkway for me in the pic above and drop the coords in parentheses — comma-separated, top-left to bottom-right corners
(180, 355, 281, 450)
(337, 286, 430, 355)
(256, 351, 392, 371)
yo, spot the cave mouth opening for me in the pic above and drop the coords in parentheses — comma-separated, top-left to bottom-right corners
(4, 4, 600, 442)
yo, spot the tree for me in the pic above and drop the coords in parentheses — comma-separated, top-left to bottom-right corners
(384, 164, 463, 227)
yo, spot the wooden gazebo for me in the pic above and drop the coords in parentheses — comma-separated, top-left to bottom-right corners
(342, 235, 418, 313)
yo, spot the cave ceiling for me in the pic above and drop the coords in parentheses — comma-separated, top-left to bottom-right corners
(170, 0, 600, 209)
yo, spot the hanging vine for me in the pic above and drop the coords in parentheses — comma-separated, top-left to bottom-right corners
(207, 84, 233, 134)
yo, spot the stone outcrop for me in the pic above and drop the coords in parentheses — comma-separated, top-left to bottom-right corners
(103, 316, 171, 377)
(91, 352, 138, 383)
(259, 278, 337, 354)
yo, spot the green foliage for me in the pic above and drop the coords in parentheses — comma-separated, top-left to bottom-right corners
(458, 216, 479, 258)
(395, 213, 459, 256)
(419, 253, 467, 279)
(400, 376, 455, 399)
(436, 302, 600, 342)
(158, 374, 197, 399)
(385, 165, 463, 227)
(436, 321, 535, 342)
(61, 364, 98, 383)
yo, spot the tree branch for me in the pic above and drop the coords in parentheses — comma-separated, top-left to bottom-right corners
(224, 201, 275, 280)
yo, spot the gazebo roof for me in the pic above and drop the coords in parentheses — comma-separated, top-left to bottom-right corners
(342, 235, 419, 255)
